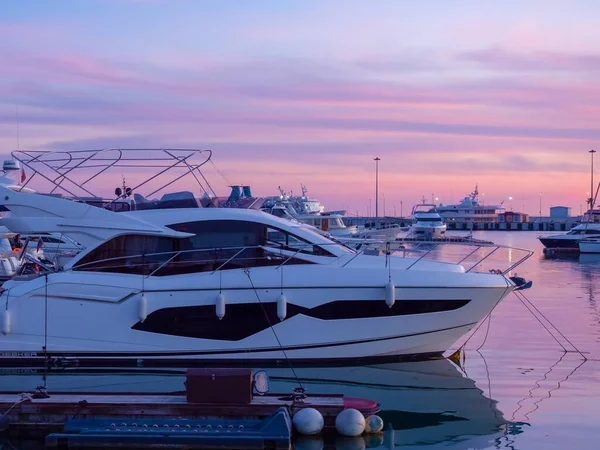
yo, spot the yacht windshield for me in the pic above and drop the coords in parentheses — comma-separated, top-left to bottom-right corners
(292, 224, 356, 254)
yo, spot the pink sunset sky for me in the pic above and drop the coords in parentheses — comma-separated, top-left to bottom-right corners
(1, 0, 600, 216)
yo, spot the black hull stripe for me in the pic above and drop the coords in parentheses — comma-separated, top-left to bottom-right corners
(0, 322, 476, 360)
(0, 352, 445, 370)
(538, 238, 580, 249)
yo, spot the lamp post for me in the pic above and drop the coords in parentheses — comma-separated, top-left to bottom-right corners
(539, 192, 542, 217)
(590, 150, 596, 210)
(374, 157, 380, 218)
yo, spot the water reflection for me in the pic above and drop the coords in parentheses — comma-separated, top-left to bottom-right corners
(0, 357, 523, 450)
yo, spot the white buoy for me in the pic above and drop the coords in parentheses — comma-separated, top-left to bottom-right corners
(1, 309, 10, 335)
(293, 408, 324, 435)
(364, 415, 384, 433)
(335, 409, 365, 437)
(277, 294, 287, 321)
(138, 294, 147, 322)
(216, 293, 225, 320)
(385, 281, 395, 308)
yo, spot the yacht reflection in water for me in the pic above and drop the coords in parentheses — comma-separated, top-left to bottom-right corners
(0, 357, 526, 449)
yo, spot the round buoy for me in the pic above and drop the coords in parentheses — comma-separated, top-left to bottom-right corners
(364, 415, 384, 433)
(293, 408, 324, 435)
(335, 409, 365, 437)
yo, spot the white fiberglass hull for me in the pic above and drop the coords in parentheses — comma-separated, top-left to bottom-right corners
(411, 224, 447, 238)
(0, 264, 513, 366)
(579, 240, 600, 253)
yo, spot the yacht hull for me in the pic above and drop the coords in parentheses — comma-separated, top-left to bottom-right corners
(0, 267, 512, 366)
(410, 225, 447, 238)
(579, 240, 600, 253)
(538, 237, 580, 249)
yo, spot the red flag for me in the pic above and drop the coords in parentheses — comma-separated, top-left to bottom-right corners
(36, 238, 43, 252)
(20, 168, 26, 184)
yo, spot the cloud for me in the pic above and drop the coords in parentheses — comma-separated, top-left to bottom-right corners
(459, 48, 600, 73)
(1, 14, 599, 213)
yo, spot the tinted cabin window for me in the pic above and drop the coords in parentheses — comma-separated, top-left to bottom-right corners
(164, 220, 266, 274)
(73, 221, 316, 275)
(265, 227, 334, 257)
(73, 235, 178, 275)
(41, 236, 65, 244)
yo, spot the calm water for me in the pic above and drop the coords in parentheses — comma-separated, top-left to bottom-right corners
(2, 231, 599, 449)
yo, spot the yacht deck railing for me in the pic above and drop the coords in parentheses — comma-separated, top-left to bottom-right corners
(61, 239, 533, 278)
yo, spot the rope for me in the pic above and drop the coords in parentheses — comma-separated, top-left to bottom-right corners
(0, 393, 32, 418)
(243, 268, 304, 391)
(513, 290, 587, 360)
(456, 287, 509, 352)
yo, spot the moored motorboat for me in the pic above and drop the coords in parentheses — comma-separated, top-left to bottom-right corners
(0, 184, 530, 366)
(0, 149, 532, 367)
(409, 203, 447, 238)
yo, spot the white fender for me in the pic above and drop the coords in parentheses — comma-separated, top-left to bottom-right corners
(1, 309, 10, 335)
(138, 294, 148, 322)
(216, 293, 225, 320)
(385, 281, 395, 308)
(277, 294, 287, 321)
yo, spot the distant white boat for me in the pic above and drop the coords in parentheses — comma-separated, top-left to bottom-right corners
(436, 185, 504, 227)
(409, 203, 447, 238)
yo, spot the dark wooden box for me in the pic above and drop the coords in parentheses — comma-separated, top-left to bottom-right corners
(185, 368, 254, 404)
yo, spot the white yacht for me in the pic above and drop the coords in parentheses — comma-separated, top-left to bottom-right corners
(0, 185, 526, 366)
(538, 210, 600, 249)
(410, 203, 447, 238)
(436, 186, 504, 227)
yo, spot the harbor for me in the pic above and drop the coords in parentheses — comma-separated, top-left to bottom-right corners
(2, 1, 600, 448)
(0, 148, 597, 450)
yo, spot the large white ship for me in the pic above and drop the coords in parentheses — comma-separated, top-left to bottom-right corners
(436, 185, 504, 227)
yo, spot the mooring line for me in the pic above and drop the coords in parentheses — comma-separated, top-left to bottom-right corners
(513, 290, 587, 360)
(243, 268, 305, 391)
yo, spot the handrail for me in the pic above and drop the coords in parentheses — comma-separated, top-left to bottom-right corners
(404, 244, 439, 270)
(148, 250, 182, 277)
(502, 249, 534, 275)
(55, 238, 533, 279)
(465, 246, 499, 273)
(211, 247, 249, 274)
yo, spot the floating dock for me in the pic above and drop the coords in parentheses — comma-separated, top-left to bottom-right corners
(396, 236, 495, 245)
(0, 381, 381, 449)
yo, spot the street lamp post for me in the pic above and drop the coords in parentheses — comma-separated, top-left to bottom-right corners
(539, 192, 542, 217)
(374, 157, 380, 218)
(590, 150, 596, 210)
